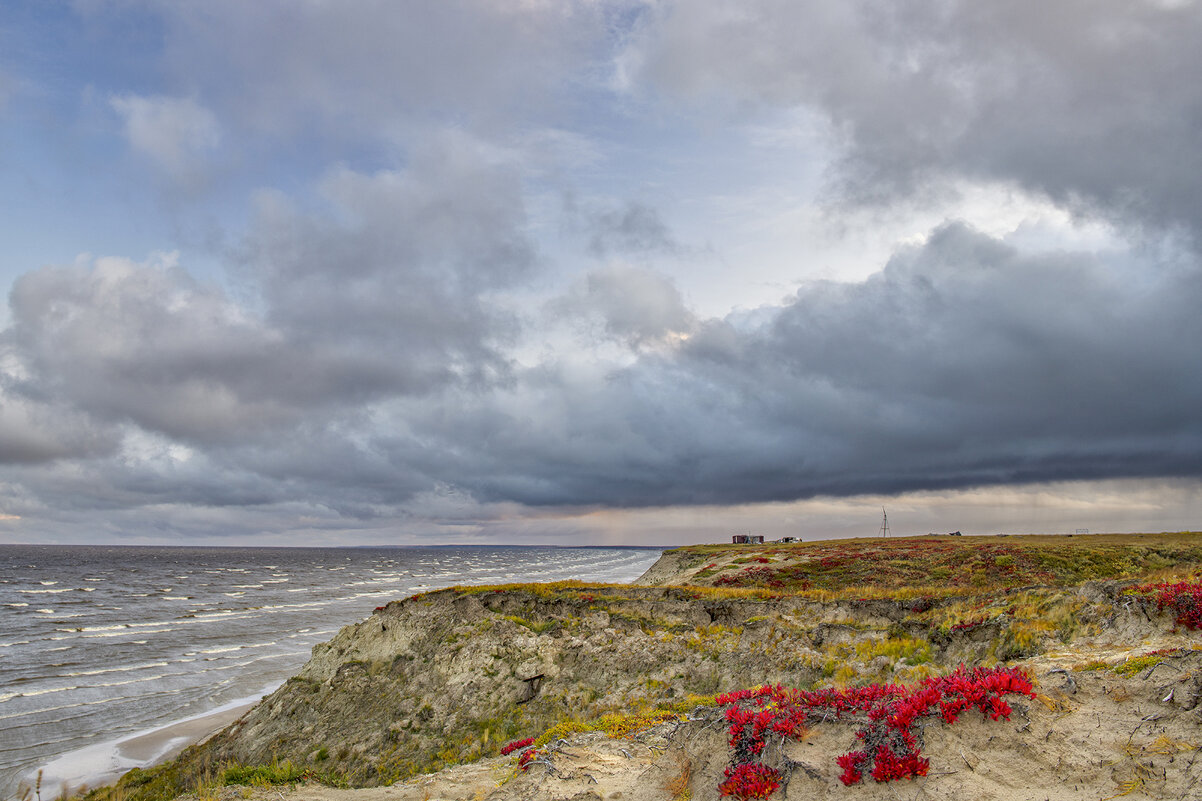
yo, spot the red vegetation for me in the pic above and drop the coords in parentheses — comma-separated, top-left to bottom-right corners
(719, 763, 781, 799)
(1131, 580, 1202, 630)
(716, 666, 1035, 798)
(516, 747, 539, 771)
(501, 736, 541, 771)
(950, 618, 987, 633)
(500, 736, 535, 756)
(715, 566, 783, 589)
(695, 538, 1087, 594)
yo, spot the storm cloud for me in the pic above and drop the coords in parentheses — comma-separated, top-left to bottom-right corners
(0, 1, 1199, 541)
(400, 222, 1202, 507)
(623, 1, 1202, 233)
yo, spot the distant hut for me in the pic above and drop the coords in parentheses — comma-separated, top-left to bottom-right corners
(732, 534, 765, 544)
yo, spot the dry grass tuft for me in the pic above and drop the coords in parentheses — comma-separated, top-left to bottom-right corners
(664, 756, 692, 801)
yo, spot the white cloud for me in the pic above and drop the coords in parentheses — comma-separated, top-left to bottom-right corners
(110, 94, 221, 178)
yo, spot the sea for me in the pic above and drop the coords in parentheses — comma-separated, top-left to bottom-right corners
(0, 544, 664, 799)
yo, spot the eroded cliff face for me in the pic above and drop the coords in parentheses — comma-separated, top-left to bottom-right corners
(176, 576, 1175, 787)
(195, 584, 887, 782)
(631, 548, 707, 586)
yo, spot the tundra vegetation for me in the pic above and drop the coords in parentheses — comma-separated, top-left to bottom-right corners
(65, 532, 1202, 801)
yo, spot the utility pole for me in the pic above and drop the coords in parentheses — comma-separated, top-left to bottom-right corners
(879, 508, 891, 538)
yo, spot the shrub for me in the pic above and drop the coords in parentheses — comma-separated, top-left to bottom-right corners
(718, 763, 780, 799)
(499, 737, 535, 756)
(1129, 580, 1202, 629)
(715, 665, 1034, 797)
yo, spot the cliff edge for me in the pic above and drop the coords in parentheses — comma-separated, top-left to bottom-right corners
(83, 533, 1202, 801)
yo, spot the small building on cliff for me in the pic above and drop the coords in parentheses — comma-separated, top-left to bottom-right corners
(732, 534, 765, 544)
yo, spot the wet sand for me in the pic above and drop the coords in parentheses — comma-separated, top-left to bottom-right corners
(117, 702, 255, 764)
(32, 702, 257, 797)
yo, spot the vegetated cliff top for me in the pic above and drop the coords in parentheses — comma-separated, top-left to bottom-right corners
(638, 531, 1202, 597)
(74, 531, 1202, 801)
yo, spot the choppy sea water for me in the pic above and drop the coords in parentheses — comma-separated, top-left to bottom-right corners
(0, 545, 663, 798)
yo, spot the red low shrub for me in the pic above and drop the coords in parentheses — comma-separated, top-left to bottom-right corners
(1131, 580, 1202, 629)
(500, 736, 535, 756)
(516, 747, 539, 770)
(719, 763, 781, 799)
(717, 665, 1034, 798)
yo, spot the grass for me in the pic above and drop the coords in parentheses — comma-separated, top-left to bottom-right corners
(449, 579, 785, 604)
(503, 700, 708, 756)
(220, 761, 307, 785)
(672, 532, 1202, 598)
(1111, 655, 1165, 677)
(74, 756, 350, 801)
(501, 614, 558, 634)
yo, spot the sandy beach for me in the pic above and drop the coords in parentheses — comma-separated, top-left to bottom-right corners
(117, 703, 256, 764)
(31, 703, 256, 797)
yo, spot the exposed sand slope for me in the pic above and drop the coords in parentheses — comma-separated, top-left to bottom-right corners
(187, 648, 1202, 801)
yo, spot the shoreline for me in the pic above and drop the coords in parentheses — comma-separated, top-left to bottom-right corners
(27, 700, 259, 798)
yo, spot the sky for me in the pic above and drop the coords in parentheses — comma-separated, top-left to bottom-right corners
(0, 0, 1200, 546)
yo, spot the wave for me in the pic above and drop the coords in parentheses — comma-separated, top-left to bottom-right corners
(59, 661, 170, 679)
(195, 645, 242, 655)
(0, 545, 662, 794)
(53, 619, 190, 634)
(47, 627, 178, 642)
(192, 641, 278, 657)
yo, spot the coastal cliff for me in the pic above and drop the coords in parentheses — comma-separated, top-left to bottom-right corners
(87, 533, 1202, 800)
(191, 583, 987, 783)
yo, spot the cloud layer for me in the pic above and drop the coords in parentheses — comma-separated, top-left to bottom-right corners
(1, 1, 1200, 541)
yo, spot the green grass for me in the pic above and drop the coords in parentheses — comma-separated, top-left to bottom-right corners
(1112, 655, 1165, 677)
(501, 614, 558, 634)
(670, 532, 1202, 597)
(221, 761, 307, 785)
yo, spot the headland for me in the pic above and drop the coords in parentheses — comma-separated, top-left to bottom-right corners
(56, 532, 1202, 801)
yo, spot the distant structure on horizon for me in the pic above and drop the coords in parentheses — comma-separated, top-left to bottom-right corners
(732, 534, 765, 544)
(879, 508, 891, 538)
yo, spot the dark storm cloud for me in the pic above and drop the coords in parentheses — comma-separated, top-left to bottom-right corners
(625, 0, 1202, 234)
(0, 388, 115, 465)
(403, 223, 1202, 507)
